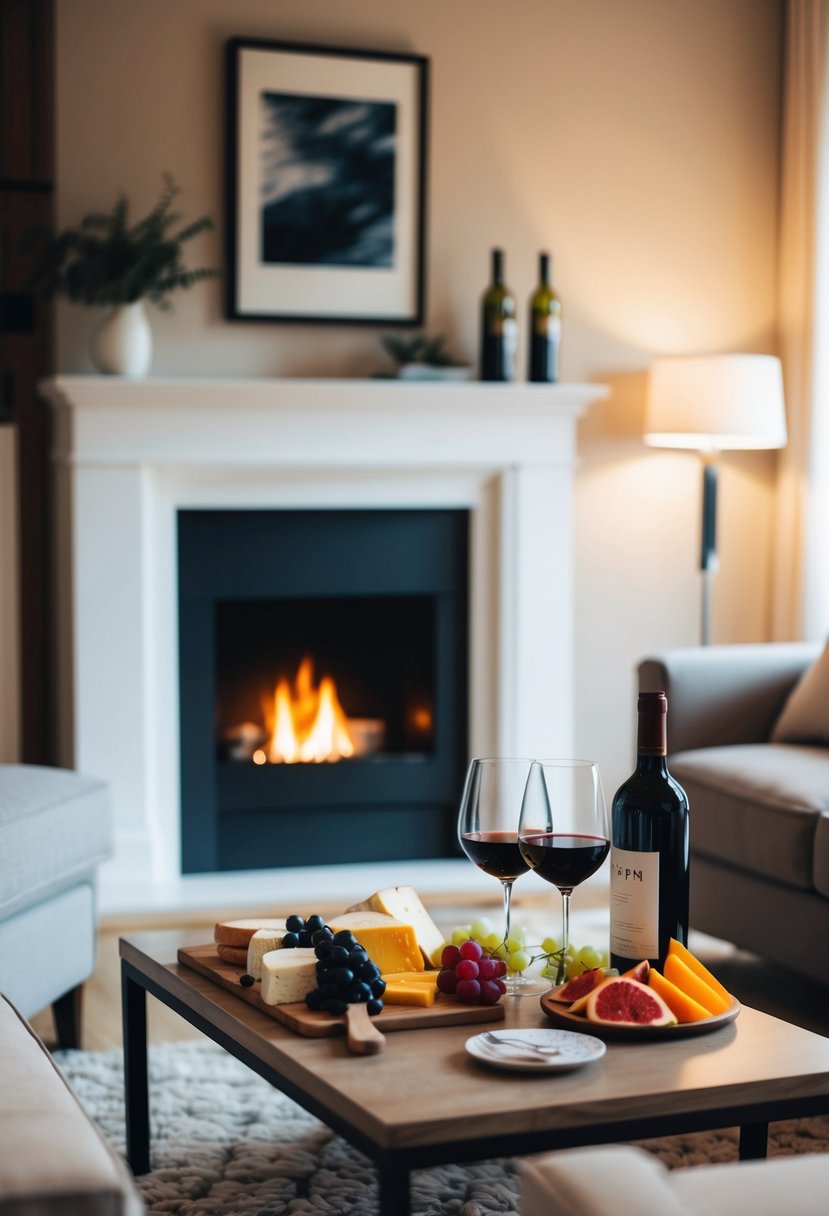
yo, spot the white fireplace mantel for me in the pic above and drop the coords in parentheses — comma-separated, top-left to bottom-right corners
(42, 375, 608, 898)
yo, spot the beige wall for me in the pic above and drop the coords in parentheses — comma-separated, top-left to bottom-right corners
(49, 0, 783, 795)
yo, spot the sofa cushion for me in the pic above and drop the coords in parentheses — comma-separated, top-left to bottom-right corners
(0, 765, 112, 920)
(0, 994, 143, 1215)
(771, 637, 829, 745)
(670, 743, 829, 890)
(813, 812, 829, 898)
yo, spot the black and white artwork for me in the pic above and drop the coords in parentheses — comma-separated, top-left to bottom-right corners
(226, 39, 427, 324)
(260, 93, 397, 268)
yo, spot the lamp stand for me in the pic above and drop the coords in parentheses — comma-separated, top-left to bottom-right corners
(700, 458, 719, 646)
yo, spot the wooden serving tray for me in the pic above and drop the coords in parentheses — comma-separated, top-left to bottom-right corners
(178, 945, 504, 1053)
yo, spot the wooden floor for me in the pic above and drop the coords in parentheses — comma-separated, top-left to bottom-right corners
(30, 895, 829, 1052)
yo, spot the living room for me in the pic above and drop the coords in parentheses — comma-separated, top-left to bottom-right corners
(2, 1, 829, 1214)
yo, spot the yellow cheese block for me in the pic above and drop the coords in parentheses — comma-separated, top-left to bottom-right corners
(381, 971, 439, 987)
(382, 981, 437, 1007)
(328, 911, 424, 974)
(347, 886, 444, 968)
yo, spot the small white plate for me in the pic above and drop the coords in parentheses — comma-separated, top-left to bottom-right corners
(465, 1028, 607, 1073)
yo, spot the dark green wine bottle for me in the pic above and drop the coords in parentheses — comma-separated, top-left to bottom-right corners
(528, 252, 561, 382)
(609, 691, 690, 973)
(480, 248, 517, 381)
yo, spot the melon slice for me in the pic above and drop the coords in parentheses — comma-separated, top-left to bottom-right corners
(667, 938, 732, 1004)
(664, 953, 730, 1015)
(585, 977, 676, 1027)
(648, 968, 711, 1023)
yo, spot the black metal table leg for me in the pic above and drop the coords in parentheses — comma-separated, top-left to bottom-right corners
(739, 1120, 768, 1159)
(121, 962, 151, 1174)
(378, 1162, 410, 1216)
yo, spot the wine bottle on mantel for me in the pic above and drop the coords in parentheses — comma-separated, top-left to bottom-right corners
(479, 248, 518, 381)
(528, 251, 561, 382)
(609, 691, 690, 973)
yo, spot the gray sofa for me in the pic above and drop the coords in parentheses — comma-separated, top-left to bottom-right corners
(639, 641, 829, 986)
(0, 764, 113, 1047)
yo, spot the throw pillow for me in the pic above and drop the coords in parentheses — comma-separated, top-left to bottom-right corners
(771, 638, 829, 745)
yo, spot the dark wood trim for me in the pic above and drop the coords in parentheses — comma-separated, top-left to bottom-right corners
(0, 0, 56, 764)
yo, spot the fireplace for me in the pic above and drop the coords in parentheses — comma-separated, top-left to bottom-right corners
(178, 508, 468, 872)
(44, 375, 606, 896)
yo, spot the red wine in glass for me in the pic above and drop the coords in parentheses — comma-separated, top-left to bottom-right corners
(457, 758, 549, 996)
(519, 833, 609, 892)
(460, 830, 530, 882)
(519, 761, 610, 985)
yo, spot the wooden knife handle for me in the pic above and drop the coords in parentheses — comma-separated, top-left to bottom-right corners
(345, 1002, 385, 1054)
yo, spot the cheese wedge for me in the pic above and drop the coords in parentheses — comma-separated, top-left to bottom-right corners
(381, 971, 440, 987)
(247, 927, 289, 980)
(260, 948, 317, 1006)
(347, 886, 444, 968)
(328, 911, 424, 974)
(382, 981, 437, 1007)
(214, 917, 286, 948)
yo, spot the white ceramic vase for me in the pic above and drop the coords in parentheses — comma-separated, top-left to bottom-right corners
(88, 300, 153, 377)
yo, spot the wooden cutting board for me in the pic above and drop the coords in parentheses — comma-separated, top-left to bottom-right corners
(178, 945, 505, 1054)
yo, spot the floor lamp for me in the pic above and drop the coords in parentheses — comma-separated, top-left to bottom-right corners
(644, 354, 787, 645)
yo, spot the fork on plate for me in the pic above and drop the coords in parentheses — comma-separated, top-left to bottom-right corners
(481, 1031, 561, 1057)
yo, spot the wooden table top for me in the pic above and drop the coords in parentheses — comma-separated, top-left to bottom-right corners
(121, 929, 829, 1154)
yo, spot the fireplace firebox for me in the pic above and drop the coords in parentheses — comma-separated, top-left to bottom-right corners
(178, 508, 469, 873)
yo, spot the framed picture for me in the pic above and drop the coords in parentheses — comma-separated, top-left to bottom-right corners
(225, 37, 428, 325)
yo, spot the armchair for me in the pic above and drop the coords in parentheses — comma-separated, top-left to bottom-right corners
(638, 642, 829, 986)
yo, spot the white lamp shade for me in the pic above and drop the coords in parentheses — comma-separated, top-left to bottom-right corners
(645, 354, 787, 452)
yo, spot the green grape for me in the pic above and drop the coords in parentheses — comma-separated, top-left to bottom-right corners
(508, 949, 531, 972)
(577, 945, 602, 971)
(451, 925, 472, 946)
(483, 932, 503, 953)
(470, 917, 494, 941)
(541, 936, 560, 956)
(433, 941, 451, 967)
(505, 935, 524, 953)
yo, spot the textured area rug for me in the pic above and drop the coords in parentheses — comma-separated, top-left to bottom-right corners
(55, 1041, 829, 1215)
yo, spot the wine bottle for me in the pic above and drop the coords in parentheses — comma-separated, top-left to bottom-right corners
(528, 252, 561, 382)
(609, 691, 690, 972)
(479, 248, 517, 381)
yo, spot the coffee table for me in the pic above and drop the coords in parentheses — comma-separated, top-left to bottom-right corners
(121, 930, 829, 1216)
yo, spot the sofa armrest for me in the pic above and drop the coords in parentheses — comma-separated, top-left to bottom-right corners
(521, 1147, 691, 1216)
(638, 642, 820, 754)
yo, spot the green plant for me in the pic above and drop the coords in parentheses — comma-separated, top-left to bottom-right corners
(36, 174, 219, 310)
(381, 332, 462, 367)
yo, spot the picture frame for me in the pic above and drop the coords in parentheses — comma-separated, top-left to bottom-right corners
(225, 37, 428, 326)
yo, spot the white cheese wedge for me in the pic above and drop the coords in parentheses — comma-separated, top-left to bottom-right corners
(246, 927, 289, 980)
(346, 885, 444, 968)
(260, 948, 317, 1006)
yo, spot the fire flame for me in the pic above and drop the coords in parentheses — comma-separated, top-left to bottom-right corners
(265, 657, 354, 764)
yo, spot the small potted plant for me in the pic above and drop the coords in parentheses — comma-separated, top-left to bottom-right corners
(380, 332, 472, 380)
(36, 174, 219, 377)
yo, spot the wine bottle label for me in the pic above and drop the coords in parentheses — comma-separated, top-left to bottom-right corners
(533, 315, 561, 340)
(609, 846, 659, 960)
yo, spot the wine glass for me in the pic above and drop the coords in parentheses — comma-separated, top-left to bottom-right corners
(457, 757, 550, 996)
(518, 760, 610, 986)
